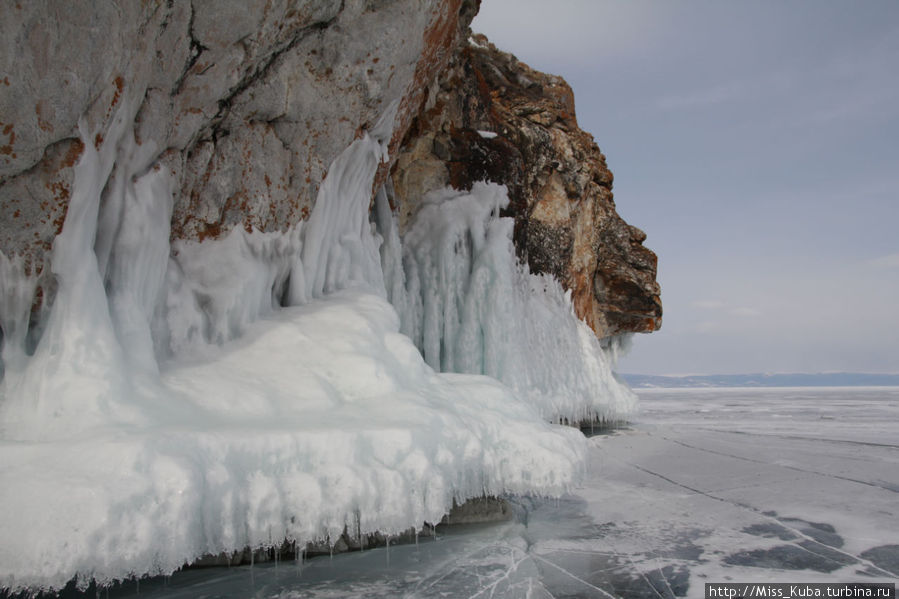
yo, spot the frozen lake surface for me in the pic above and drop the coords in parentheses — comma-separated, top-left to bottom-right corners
(90, 387, 899, 598)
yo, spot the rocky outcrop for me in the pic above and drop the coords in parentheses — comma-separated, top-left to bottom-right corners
(0, 0, 476, 277)
(0, 1, 658, 346)
(390, 34, 661, 337)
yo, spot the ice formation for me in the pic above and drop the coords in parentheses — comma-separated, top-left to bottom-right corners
(0, 99, 632, 592)
(379, 182, 636, 423)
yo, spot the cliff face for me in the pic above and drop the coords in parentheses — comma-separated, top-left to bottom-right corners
(0, 0, 475, 288)
(0, 3, 659, 589)
(0, 1, 658, 345)
(391, 35, 661, 338)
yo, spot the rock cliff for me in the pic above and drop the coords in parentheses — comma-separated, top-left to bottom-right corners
(391, 34, 661, 337)
(1, 0, 475, 313)
(0, 2, 661, 590)
(0, 0, 658, 355)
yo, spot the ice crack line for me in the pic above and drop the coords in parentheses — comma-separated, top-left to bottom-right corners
(467, 548, 529, 599)
(409, 535, 519, 597)
(624, 552, 669, 599)
(620, 458, 896, 579)
(662, 436, 899, 494)
(697, 428, 899, 450)
(530, 553, 619, 599)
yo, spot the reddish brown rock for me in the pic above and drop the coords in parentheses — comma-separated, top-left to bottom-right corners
(390, 34, 661, 338)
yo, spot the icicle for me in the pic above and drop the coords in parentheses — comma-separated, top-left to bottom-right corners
(291, 101, 398, 304)
(374, 181, 407, 315)
(389, 180, 638, 423)
(0, 100, 148, 440)
(103, 148, 173, 376)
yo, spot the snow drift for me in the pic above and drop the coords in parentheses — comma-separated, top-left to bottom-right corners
(0, 101, 632, 592)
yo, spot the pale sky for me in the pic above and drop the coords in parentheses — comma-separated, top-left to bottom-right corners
(472, 1, 899, 375)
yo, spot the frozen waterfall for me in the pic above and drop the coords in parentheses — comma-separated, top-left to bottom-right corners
(0, 101, 632, 593)
(377, 181, 636, 423)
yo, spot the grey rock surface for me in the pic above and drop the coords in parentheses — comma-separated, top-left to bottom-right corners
(1, 0, 475, 273)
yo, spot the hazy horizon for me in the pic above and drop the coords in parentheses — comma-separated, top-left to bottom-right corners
(621, 369, 899, 377)
(473, 1, 899, 376)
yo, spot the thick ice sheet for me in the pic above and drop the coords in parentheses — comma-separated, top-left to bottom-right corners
(121, 387, 898, 598)
(533, 387, 899, 597)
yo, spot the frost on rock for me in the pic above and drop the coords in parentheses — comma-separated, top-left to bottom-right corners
(0, 102, 598, 593)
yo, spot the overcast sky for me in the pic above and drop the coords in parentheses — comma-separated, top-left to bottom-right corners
(472, 1, 899, 375)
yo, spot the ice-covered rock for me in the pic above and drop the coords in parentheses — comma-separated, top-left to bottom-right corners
(0, 0, 476, 276)
(0, 95, 589, 593)
(0, 1, 655, 592)
(390, 33, 662, 338)
(378, 181, 636, 423)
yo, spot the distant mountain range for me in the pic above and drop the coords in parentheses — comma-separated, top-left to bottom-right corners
(619, 372, 899, 388)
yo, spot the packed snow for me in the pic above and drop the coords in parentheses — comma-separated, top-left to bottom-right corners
(0, 100, 632, 592)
